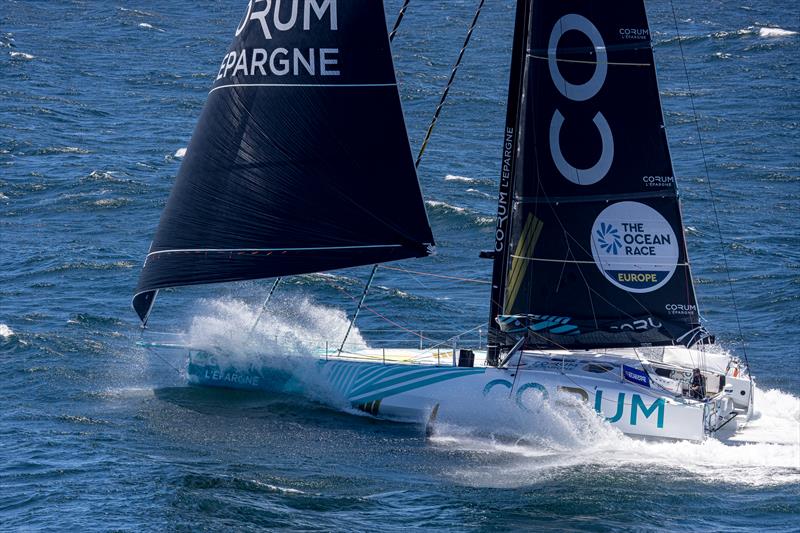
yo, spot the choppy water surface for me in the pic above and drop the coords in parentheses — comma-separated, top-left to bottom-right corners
(1, 0, 798, 530)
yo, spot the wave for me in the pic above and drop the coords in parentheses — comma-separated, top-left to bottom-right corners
(118, 7, 155, 17)
(425, 200, 493, 226)
(32, 146, 90, 156)
(0, 324, 14, 338)
(758, 27, 798, 38)
(138, 23, 165, 33)
(659, 25, 798, 46)
(444, 175, 476, 183)
(91, 197, 131, 208)
(9, 51, 34, 60)
(42, 260, 134, 275)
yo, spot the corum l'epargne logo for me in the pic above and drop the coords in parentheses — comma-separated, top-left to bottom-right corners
(618, 28, 650, 40)
(236, 0, 338, 39)
(590, 202, 679, 293)
(665, 303, 697, 315)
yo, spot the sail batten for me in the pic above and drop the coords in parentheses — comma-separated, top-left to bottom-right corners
(490, 0, 704, 350)
(133, 0, 433, 323)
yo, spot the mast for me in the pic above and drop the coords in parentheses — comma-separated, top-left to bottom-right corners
(486, 0, 531, 366)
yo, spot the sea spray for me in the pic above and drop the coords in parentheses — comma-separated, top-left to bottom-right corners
(186, 296, 367, 409)
(432, 383, 799, 488)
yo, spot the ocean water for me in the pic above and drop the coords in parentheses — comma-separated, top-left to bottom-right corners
(1, 0, 799, 530)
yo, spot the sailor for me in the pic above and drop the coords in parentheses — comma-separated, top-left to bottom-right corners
(689, 368, 706, 400)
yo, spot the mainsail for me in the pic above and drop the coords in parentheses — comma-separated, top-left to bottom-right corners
(134, 0, 434, 323)
(489, 0, 704, 350)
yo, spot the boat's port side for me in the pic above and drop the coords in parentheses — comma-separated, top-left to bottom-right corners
(177, 344, 752, 442)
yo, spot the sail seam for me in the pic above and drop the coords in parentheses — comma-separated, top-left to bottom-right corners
(515, 191, 676, 204)
(146, 244, 403, 258)
(209, 83, 397, 93)
(527, 53, 650, 67)
(510, 255, 690, 266)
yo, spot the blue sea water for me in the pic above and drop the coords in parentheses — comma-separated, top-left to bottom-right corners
(1, 0, 799, 530)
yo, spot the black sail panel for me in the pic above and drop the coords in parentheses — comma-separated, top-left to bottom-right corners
(496, 0, 703, 348)
(134, 0, 433, 322)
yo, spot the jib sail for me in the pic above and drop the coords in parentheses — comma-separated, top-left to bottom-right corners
(134, 0, 433, 323)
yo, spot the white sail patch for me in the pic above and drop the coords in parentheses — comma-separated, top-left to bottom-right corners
(590, 201, 679, 293)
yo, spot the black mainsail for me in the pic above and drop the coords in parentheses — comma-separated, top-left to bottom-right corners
(489, 0, 704, 350)
(134, 0, 434, 323)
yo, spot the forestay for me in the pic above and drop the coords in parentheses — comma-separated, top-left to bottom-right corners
(134, 0, 434, 323)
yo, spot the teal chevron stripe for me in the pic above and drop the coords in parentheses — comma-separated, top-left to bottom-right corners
(353, 365, 400, 389)
(342, 364, 361, 393)
(349, 368, 485, 404)
(349, 367, 454, 397)
(329, 364, 347, 389)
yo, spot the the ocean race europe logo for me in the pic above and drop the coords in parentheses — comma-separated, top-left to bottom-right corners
(590, 202, 679, 293)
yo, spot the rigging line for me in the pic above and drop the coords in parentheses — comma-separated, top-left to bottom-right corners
(339, 265, 379, 353)
(526, 54, 651, 67)
(333, 282, 436, 343)
(668, 0, 750, 369)
(388, 0, 411, 42)
(421, 322, 486, 354)
(245, 277, 282, 343)
(414, 0, 487, 169)
(380, 265, 491, 284)
(137, 328, 183, 377)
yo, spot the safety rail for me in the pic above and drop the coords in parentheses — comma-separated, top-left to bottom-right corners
(139, 327, 484, 367)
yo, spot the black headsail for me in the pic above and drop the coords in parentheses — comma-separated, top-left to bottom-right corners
(133, 0, 434, 323)
(490, 0, 705, 350)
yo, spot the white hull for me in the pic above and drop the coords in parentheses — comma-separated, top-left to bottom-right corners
(184, 344, 753, 442)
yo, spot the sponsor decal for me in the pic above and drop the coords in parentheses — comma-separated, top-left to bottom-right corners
(547, 14, 614, 185)
(595, 390, 665, 428)
(494, 127, 515, 253)
(642, 175, 674, 188)
(610, 317, 662, 332)
(496, 314, 580, 336)
(622, 365, 651, 387)
(590, 201, 679, 293)
(203, 368, 261, 387)
(217, 0, 340, 82)
(665, 303, 697, 316)
(618, 28, 650, 40)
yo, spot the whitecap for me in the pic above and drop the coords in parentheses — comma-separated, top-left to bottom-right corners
(425, 200, 466, 212)
(758, 27, 798, 37)
(444, 174, 475, 183)
(0, 324, 14, 338)
(466, 188, 493, 199)
(9, 51, 34, 60)
(138, 23, 165, 32)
